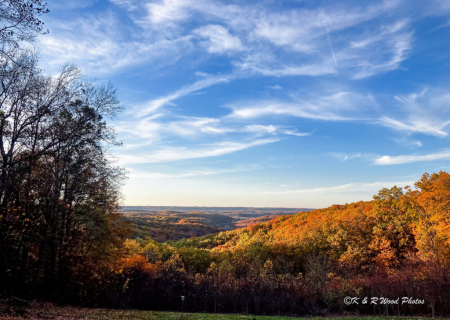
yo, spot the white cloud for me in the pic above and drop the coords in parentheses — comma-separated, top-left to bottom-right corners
(138, 74, 232, 116)
(51, 0, 99, 9)
(264, 180, 414, 194)
(222, 88, 450, 139)
(116, 114, 235, 143)
(133, 0, 411, 79)
(115, 113, 165, 140)
(349, 31, 413, 79)
(350, 19, 409, 48)
(166, 117, 233, 136)
(194, 24, 245, 54)
(240, 2, 410, 79)
(128, 167, 241, 179)
(110, 0, 138, 11)
(392, 137, 422, 148)
(378, 117, 447, 137)
(235, 52, 336, 77)
(244, 125, 277, 134)
(251, 2, 398, 52)
(375, 150, 450, 165)
(39, 12, 194, 75)
(128, 80, 450, 154)
(228, 92, 375, 121)
(329, 152, 373, 161)
(378, 89, 450, 137)
(41, 0, 416, 80)
(117, 138, 279, 164)
(145, 0, 193, 25)
(283, 130, 313, 137)
(142, 0, 249, 30)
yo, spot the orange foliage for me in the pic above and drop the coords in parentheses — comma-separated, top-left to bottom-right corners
(118, 255, 159, 276)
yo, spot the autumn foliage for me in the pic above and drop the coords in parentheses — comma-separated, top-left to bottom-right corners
(102, 172, 450, 317)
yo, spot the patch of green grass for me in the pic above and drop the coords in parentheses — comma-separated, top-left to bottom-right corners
(0, 303, 438, 320)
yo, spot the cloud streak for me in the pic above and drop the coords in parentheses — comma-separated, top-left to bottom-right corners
(375, 150, 450, 165)
(193, 25, 245, 54)
(377, 89, 450, 137)
(227, 92, 375, 121)
(264, 180, 414, 194)
(117, 138, 279, 164)
(137, 75, 232, 116)
(128, 167, 244, 179)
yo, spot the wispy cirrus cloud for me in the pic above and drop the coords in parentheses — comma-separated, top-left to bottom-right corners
(342, 20, 413, 79)
(227, 91, 375, 121)
(282, 129, 314, 137)
(42, 0, 415, 79)
(40, 11, 194, 75)
(243, 125, 277, 135)
(144, 0, 193, 26)
(375, 150, 450, 165)
(264, 180, 414, 194)
(234, 53, 336, 77)
(110, 0, 137, 11)
(378, 89, 450, 137)
(137, 74, 232, 116)
(127, 167, 248, 179)
(116, 138, 279, 164)
(329, 152, 375, 161)
(116, 115, 234, 145)
(391, 137, 423, 148)
(378, 117, 448, 137)
(193, 25, 245, 54)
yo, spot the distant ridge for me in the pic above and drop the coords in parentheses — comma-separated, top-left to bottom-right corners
(121, 206, 312, 213)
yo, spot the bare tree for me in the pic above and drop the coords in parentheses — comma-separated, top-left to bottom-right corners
(0, 0, 48, 47)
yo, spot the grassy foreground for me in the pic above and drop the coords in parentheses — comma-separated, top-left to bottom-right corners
(0, 302, 437, 320)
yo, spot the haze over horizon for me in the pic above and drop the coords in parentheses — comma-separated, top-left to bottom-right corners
(39, 0, 450, 207)
(121, 205, 313, 209)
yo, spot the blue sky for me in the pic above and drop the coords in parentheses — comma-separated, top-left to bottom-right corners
(38, 0, 450, 208)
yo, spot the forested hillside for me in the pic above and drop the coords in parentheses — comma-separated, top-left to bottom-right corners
(122, 208, 306, 241)
(114, 172, 450, 317)
(124, 211, 227, 241)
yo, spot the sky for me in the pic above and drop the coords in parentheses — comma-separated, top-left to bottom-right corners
(37, 0, 450, 208)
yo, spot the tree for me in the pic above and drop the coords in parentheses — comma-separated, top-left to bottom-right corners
(0, 49, 127, 299)
(0, 0, 49, 50)
(369, 186, 417, 269)
(414, 172, 450, 264)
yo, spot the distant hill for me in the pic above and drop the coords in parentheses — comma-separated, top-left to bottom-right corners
(121, 206, 312, 242)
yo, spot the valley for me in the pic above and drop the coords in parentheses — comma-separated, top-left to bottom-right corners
(121, 206, 311, 241)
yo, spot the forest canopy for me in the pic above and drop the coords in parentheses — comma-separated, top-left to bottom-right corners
(98, 171, 450, 317)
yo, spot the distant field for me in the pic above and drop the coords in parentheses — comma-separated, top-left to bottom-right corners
(0, 302, 435, 320)
(121, 206, 311, 242)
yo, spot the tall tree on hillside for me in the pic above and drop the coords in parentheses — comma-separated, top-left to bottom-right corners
(370, 186, 417, 268)
(0, 49, 128, 298)
(415, 171, 450, 264)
